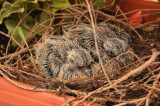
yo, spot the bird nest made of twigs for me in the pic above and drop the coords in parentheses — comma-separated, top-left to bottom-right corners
(1, 2, 160, 105)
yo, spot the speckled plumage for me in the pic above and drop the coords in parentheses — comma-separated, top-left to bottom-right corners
(35, 23, 133, 81)
(67, 49, 93, 67)
(58, 64, 88, 81)
(63, 23, 132, 60)
(103, 38, 129, 57)
(35, 35, 95, 80)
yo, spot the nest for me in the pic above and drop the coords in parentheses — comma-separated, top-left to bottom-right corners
(1, 1, 160, 105)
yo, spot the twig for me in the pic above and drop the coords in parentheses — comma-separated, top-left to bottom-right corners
(134, 20, 160, 29)
(0, 47, 30, 60)
(68, 7, 91, 24)
(120, 11, 160, 22)
(138, 72, 160, 105)
(117, 9, 160, 17)
(74, 2, 124, 106)
(116, 6, 143, 40)
(0, 31, 23, 48)
(0, 64, 51, 82)
(0, 69, 56, 92)
(86, 98, 96, 106)
(114, 97, 146, 106)
(85, 0, 121, 94)
(76, 10, 91, 24)
(94, 10, 128, 27)
(6, 9, 35, 54)
(99, 0, 116, 10)
(97, 48, 159, 93)
(0, 67, 17, 78)
(61, 98, 76, 106)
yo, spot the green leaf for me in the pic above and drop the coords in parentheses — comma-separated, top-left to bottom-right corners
(18, 26, 29, 47)
(77, 0, 106, 8)
(51, 0, 70, 13)
(0, 0, 42, 24)
(19, 13, 35, 30)
(5, 18, 28, 47)
(35, 12, 50, 35)
(0, 1, 24, 24)
(14, 0, 38, 5)
(18, 26, 33, 56)
(4, 15, 34, 47)
(13, 0, 40, 10)
(37, 12, 50, 25)
(92, 0, 106, 8)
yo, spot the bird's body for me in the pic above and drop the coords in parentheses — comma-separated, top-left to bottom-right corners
(67, 49, 93, 67)
(35, 23, 133, 81)
(63, 23, 132, 61)
(35, 35, 95, 80)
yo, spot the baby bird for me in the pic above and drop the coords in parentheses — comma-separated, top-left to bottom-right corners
(35, 43, 53, 78)
(97, 23, 131, 43)
(58, 64, 87, 81)
(103, 38, 130, 57)
(35, 36, 75, 78)
(67, 48, 93, 67)
(63, 23, 132, 62)
(63, 23, 131, 43)
(63, 23, 105, 61)
(35, 23, 133, 81)
(35, 35, 95, 80)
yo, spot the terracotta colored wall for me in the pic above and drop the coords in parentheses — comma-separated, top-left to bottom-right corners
(115, 0, 160, 22)
(0, 77, 95, 106)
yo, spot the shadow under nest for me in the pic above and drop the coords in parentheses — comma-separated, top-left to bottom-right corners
(0, 7, 160, 106)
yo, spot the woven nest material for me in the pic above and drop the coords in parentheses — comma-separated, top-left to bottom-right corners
(0, 3, 160, 105)
(34, 23, 133, 81)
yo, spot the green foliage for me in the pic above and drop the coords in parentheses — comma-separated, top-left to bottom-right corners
(34, 12, 50, 35)
(4, 14, 35, 46)
(0, 1, 24, 24)
(50, 0, 70, 13)
(0, 0, 109, 47)
(18, 26, 33, 56)
(17, 26, 29, 47)
(79, 0, 106, 8)
(92, 0, 106, 8)
(0, 0, 70, 47)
